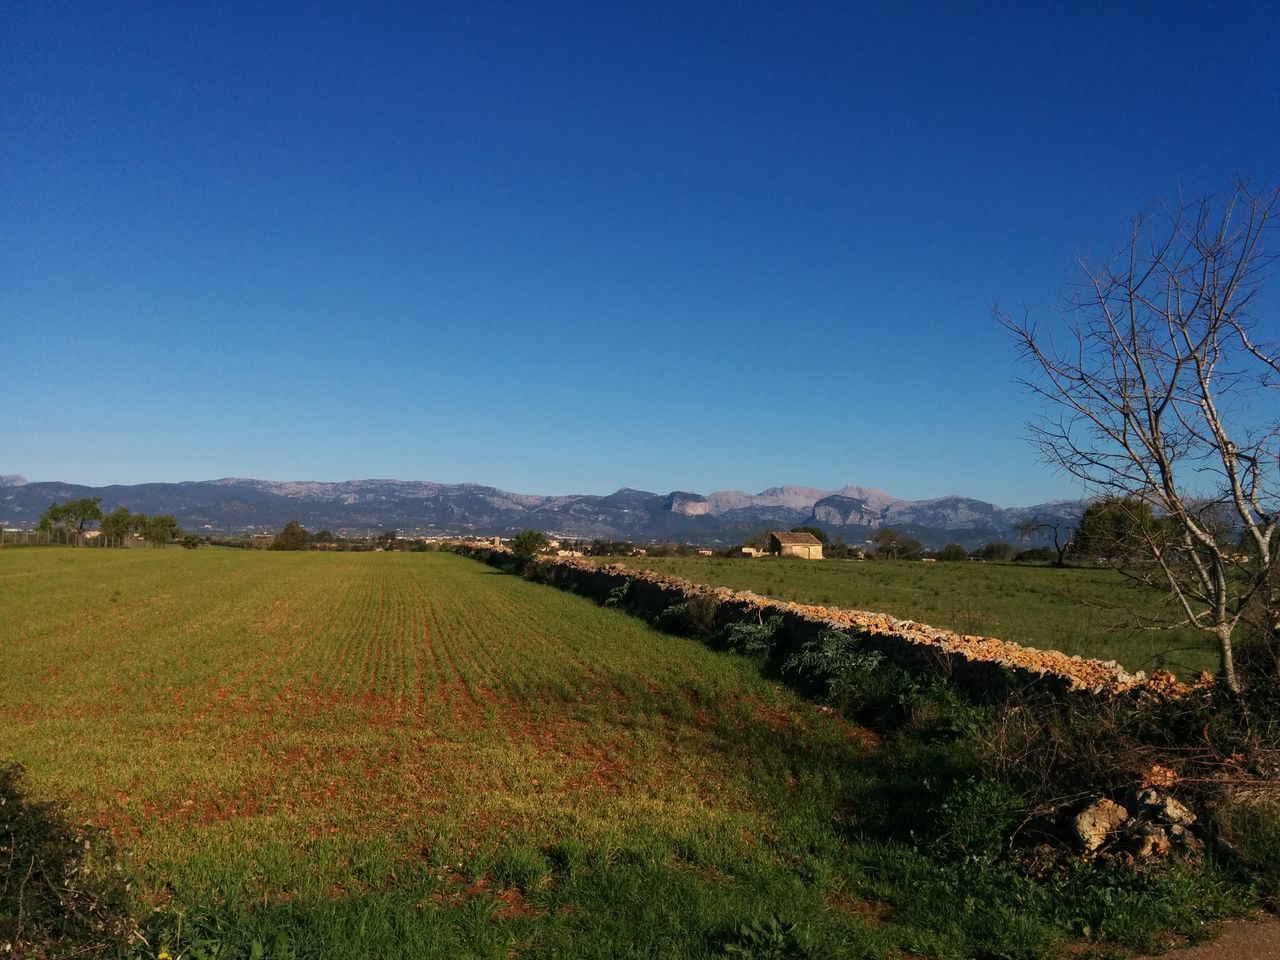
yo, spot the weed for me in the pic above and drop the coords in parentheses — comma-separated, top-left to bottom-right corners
(718, 914, 810, 959)
(603, 579, 631, 608)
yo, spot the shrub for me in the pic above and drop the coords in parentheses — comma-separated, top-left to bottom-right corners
(723, 615, 784, 656)
(1013, 547, 1055, 563)
(0, 763, 136, 958)
(658, 594, 721, 637)
(784, 630, 918, 721)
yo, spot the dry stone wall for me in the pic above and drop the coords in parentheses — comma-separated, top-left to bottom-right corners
(450, 545, 1192, 702)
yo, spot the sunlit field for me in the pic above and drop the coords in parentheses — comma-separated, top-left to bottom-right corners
(1, 549, 881, 957)
(608, 556, 1219, 678)
(1, 549, 1243, 958)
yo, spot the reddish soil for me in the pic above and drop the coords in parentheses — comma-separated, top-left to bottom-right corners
(1148, 919, 1280, 959)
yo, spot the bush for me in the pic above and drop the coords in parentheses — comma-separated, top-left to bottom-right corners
(0, 763, 136, 958)
(603, 580, 632, 608)
(657, 594, 721, 637)
(784, 630, 918, 722)
(510, 529, 548, 563)
(723, 615, 784, 656)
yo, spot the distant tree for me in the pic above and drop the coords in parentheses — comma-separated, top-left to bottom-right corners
(790, 526, 829, 545)
(1016, 518, 1073, 567)
(138, 519, 179, 547)
(100, 507, 136, 542)
(143, 514, 181, 546)
(510, 528, 548, 562)
(38, 498, 104, 544)
(824, 536, 865, 560)
(871, 528, 922, 561)
(937, 543, 968, 562)
(180, 534, 201, 550)
(587, 539, 634, 556)
(1071, 497, 1160, 564)
(313, 529, 335, 543)
(979, 541, 1014, 562)
(381, 530, 397, 550)
(269, 521, 310, 551)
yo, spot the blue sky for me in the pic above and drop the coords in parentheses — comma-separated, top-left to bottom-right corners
(3, 1, 1276, 505)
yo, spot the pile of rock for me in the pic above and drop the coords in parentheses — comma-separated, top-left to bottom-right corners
(1070, 789, 1202, 860)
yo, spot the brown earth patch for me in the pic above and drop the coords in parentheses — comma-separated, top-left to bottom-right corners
(825, 891, 892, 925)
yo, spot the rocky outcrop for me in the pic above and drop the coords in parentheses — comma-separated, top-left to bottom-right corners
(663, 492, 710, 516)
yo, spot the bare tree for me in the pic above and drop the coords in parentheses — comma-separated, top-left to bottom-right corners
(1015, 517, 1073, 567)
(996, 181, 1280, 692)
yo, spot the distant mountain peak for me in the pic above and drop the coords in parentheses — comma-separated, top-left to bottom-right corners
(0, 473, 1084, 548)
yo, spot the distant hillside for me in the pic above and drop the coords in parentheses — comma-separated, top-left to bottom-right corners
(0, 475, 1083, 548)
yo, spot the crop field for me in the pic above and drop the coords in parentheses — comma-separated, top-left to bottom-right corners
(611, 556, 1220, 678)
(1, 550, 1244, 958)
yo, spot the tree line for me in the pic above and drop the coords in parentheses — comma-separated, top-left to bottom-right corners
(37, 497, 187, 547)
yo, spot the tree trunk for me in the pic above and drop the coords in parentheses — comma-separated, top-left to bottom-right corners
(1217, 622, 1241, 694)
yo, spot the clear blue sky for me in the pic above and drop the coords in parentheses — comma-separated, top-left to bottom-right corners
(3, 1, 1276, 505)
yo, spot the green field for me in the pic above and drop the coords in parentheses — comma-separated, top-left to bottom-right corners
(609, 556, 1219, 678)
(1, 550, 1246, 957)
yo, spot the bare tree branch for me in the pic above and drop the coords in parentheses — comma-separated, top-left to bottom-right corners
(995, 182, 1279, 692)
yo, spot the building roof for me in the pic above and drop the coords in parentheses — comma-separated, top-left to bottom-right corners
(770, 531, 822, 546)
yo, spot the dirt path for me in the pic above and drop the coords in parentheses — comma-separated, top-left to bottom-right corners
(1150, 918, 1279, 959)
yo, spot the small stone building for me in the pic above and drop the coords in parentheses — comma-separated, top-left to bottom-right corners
(768, 531, 824, 560)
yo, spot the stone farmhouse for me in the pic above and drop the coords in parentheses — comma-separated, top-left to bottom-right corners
(768, 531, 823, 560)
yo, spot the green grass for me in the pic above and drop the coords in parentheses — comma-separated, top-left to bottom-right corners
(610, 556, 1219, 678)
(0, 550, 1249, 957)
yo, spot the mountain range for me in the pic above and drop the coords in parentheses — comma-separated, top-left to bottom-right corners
(0, 475, 1082, 548)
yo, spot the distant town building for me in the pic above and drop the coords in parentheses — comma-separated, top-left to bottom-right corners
(696, 548, 714, 556)
(768, 531, 823, 560)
